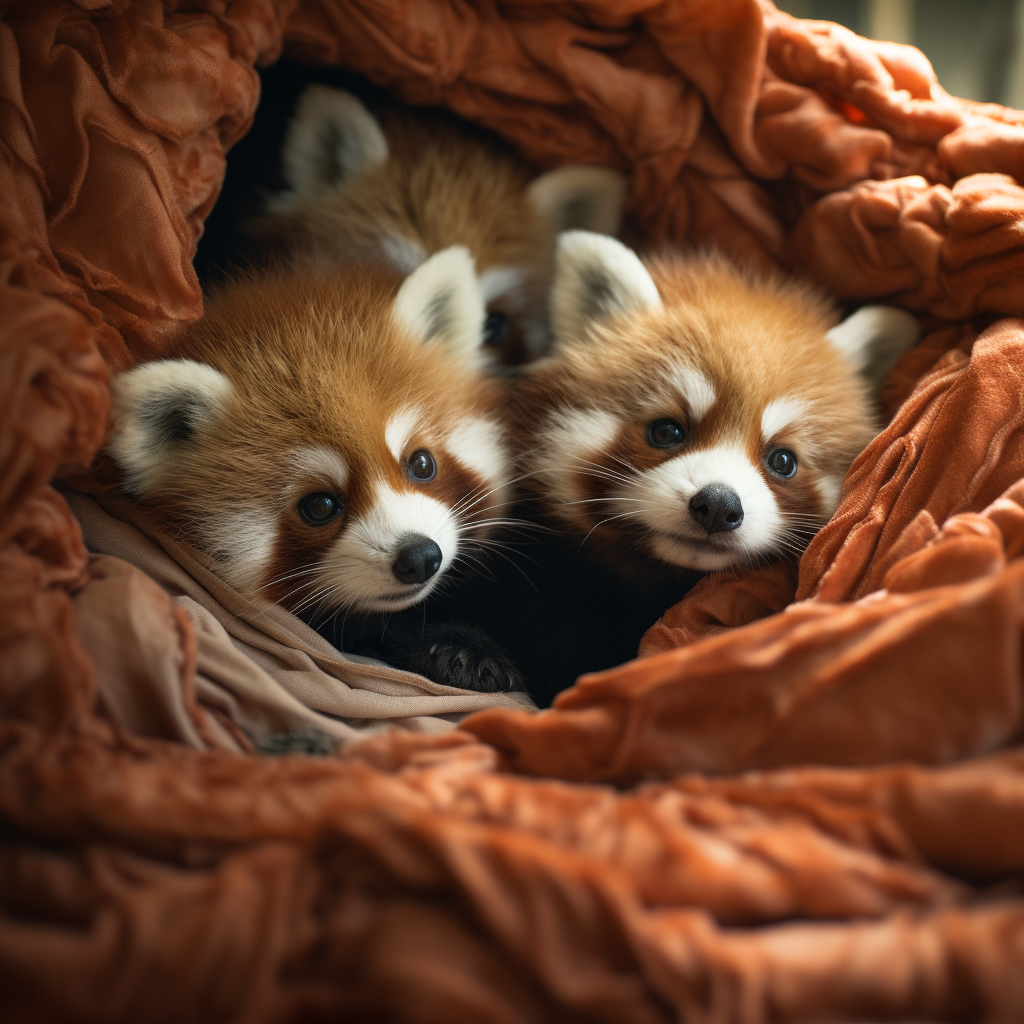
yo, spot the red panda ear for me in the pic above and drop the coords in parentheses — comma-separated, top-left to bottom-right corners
(391, 246, 487, 368)
(107, 360, 233, 496)
(550, 231, 661, 346)
(527, 166, 627, 238)
(270, 85, 389, 208)
(825, 306, 920, 390)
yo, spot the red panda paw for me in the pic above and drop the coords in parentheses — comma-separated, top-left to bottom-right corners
(401, 623, 525, 694)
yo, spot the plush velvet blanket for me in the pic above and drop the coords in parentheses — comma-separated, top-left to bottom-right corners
(4, 1, 1024, 1019)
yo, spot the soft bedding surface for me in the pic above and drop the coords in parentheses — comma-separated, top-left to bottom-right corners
(4, 1, 1024, 1020)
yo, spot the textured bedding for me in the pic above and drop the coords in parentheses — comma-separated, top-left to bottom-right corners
(5, 0, 1024, 1019)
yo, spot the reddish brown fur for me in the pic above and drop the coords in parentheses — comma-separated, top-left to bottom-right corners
(118, 263, 504, 609)
(510, 252, 878, 569)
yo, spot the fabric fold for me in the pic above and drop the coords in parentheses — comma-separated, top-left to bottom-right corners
(67, 492, 535, 752)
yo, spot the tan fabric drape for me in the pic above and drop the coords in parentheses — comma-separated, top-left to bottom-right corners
(68, 491, 535, 750)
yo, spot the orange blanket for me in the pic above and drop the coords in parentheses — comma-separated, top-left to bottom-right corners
(4, 1, 1024, 1019)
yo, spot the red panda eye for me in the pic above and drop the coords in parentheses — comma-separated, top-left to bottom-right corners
(407, 449, 437, 482)
(298, 492, 343, 526)
(766, 448, 798, 478)
(646, 419, 685, 448)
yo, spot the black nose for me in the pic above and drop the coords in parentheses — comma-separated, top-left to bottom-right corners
(391, 535, 443, 585)
(688, 485, 744, 534)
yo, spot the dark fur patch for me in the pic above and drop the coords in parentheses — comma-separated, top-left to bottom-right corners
(261, 503, 346, 609)
(138, 394, 203, 447)
(558, 195, 595, 232)
(423, 289, 452, 340)
(429, 454, 486, 528)
(580, 266, 614, 320)
(317, 122, 345, 183)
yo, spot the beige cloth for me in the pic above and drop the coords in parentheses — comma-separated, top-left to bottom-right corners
(66, 492, 535, 752)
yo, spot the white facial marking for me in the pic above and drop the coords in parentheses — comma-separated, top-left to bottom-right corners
(536, 406, 622, 507)
(651, 362, 716, 421)
(320, 483, 460, 612)
(761, 397, 810, 442)
(815, 474, 843, 516)
(479, 266, 526, 303)
(447, 417, 506, 486)
(204, 508, 278, 597)
(385, 408, 424, 463)
(292, 446, 349, 493)
(620, 443, 783, 572)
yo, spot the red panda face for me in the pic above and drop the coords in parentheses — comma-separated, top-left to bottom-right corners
(513, 234, 919, 573)
(257, 408, 508, 613)
(257, 86, 627, 365)
(107, 250, 510, 615)
(522, 361, 856, 573)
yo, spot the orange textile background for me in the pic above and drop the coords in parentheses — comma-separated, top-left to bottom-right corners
(5, 0, 1024, 1019)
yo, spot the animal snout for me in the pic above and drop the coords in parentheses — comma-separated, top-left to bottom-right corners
(688, 485, 743, 534)
(391, 535, 443, 585)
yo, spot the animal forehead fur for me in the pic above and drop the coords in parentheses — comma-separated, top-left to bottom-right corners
(173, 266, 498, 476)
(274, 106, 551, 273)
(532, 254, 874, 456)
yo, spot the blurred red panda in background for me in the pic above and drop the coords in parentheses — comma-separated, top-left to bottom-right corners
(256, 85, 628, 366)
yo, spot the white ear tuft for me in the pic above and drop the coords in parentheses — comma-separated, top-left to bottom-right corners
(825, 305, 921, 389)
(392, 246, 486, 366)
(108, 360, 232, 496)
(273, 86, 389, 205)
(550, 231, 661, 344)
(528, 166, 628, 237)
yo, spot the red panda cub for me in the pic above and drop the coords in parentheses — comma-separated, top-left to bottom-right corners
(106, 247, 522, 692)
(483, 232, 920, 703)
(256, 85, 627, 365)
(517, 232, 921, 573)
